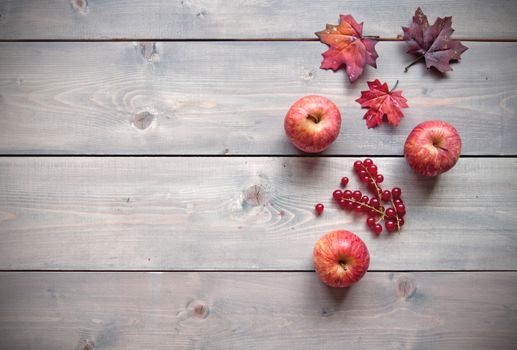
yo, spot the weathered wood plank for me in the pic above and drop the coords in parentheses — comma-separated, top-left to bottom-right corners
(0, 42, 516, 155)
(0, 272, 515, 349)
(1, 157, 515, 270)
(0, 0, 516, 40)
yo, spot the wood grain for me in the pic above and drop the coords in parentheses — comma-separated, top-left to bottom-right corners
(0, 42, 516, 155)
(0, 271, 516, 349)
(0, 0, 516, 40)
(1, 157, 515, 271)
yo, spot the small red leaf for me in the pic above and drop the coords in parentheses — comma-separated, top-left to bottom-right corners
(355, 80, 409, 128)
(402, 8, 468, 73)
(316, 15, 378, 82)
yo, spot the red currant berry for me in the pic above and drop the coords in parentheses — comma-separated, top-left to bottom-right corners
(332, 189, 343, 200)
(398, 218, 405, 226)
(360, 175, 370, 184)
(353, 161, 363, 171)
(370, 198, 380, 208)
(358, 169, 367, 178)
(373, 224, 383, 235)
(352, 190, 362, 201)
(367, 181, 377, 192)
(396, 203, 406, 215)
(315, 203, 324, 215)
(375, 174, 384, 183)
(385, 220, 396, 232)
(363, 158, 373, 167)
(385, 207, 396, 218)
(354, 204, 364, 213)
(342, 190, 352, 199)
(361, 195, 369, 203)
(381, 190, 391, 202)
(394, 199, 403, 206)
(340, 177, 349, 187)
(366, 216, 375, 228)
(392, 187, 402, 199)
(367, 164, 378, 176)
(344, 200, 354, 211)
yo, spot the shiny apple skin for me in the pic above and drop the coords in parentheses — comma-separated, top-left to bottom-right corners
(404, 120, 462, 176)
(313, 230, 370, 288)
(284, 95, 342, 153)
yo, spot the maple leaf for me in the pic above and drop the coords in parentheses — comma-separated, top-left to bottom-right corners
(355, 79, 409, 128)
(316, 15, 378, 82)
(402, 7, 468, 73)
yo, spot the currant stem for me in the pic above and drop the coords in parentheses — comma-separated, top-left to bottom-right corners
(390, 198, 401, 234)
(390, 80, 400, 93)
(359, 162, 391, 226)
(362, 163, 383, 204)
(404, 55, 425, 73)
(345, 198, 384, 216)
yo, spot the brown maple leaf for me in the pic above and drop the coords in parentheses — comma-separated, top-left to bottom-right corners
(402, 8, 468, 73)
(316, 15, 378, 82)
(355, 80, 409, 128)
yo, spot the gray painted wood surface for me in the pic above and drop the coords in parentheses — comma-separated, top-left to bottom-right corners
(0, 0, 516, 40)
(1, 1, 516, 347)
(0, 272, 516, 349)
(1, 157, 515, 270)
(0, 42, 516, 155)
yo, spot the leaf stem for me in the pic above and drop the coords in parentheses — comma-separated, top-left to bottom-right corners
(404, 55, 425, 73)
(390, 80, 400, 93)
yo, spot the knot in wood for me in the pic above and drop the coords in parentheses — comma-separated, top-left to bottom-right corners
(137, 42, 160, 64)
(132, 111, 155, 130)
(243, 184, 270, 207)
(81, 340, 95, 350)
(187, 300, 209, 319)
(71, 0, 89, 14)
(395, 274, 417, 299)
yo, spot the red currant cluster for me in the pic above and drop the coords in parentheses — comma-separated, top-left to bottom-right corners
(315, 159, 406, 235)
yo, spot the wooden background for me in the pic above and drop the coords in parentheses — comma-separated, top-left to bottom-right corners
(0, 1, 516, 349)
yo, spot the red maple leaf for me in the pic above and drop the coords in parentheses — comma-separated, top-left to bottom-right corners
(355, 80, 409, 128)
(316, 15, 378, 82)
(402, 8, 468, 73)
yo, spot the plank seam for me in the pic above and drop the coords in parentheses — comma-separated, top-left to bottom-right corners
(1, 270, 516, 273)
(0, 155, 516, 158)
(0, 38, 516, 43)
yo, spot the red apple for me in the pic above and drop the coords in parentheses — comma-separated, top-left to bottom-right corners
(313, 230, 370, 288)
(404, 120, 462, 176)
(284, 95, 341, 153)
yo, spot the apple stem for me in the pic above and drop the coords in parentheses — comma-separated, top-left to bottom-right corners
(306, 114, 320, 124)
(363, 35, 380, 39)
(435, 145, 449, 152)
(404, 55, 425, 73)
(390, 80, 400, 93)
